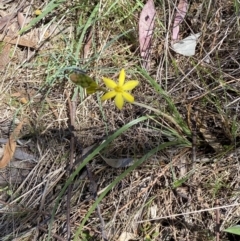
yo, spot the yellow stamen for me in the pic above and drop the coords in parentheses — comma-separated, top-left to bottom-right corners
(114, 86, 123, 93)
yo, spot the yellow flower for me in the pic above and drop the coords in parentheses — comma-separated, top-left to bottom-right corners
(35, 9, 42, 16)
(101, 69, 139, 110)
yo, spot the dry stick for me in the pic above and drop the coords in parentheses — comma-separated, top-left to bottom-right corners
(187, 103, 196, 164)
(191, 113, 197, 164)
(137, 203, 240, 223)
(96, 204, 108, 241)
(215, 199, 220, 241)
(66, 91, 77, 241)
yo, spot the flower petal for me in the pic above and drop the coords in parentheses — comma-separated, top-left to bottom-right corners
(122, 80, 139, 90)
(118, 69, 125, 86)
(122, 92, 134, 103)
(101, 91, 116, 101)
(115, 93, 124, 109)
(102, 77, 117, 89)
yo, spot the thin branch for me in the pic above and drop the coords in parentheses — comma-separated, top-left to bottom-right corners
(215, 199, 220, 241)
(65, 90, 78, 241)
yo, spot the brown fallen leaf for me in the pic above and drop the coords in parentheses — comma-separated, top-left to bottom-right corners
(0, 120, 25, 168)
(14, 148, 36, 161)
(0, 140, 36, 161)
(0, 43, 11, 70)
(172, 0, 189, 41)
(138, 0, 156, 69)
(17, 12, 25, 29)
(100, 154, 134, 168)
(83, 27, 93, 59)
(1, 35, 36, 48)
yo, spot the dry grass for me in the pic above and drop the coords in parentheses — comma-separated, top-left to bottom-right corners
(0, 0, 240, 240)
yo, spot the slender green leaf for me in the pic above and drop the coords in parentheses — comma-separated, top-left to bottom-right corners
(172, 170, 194, 189)
(224, 225, 240, 235)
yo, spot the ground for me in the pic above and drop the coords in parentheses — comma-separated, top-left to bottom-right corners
(0, 0, 240, 240)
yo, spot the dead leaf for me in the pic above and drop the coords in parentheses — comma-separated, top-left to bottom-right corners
(17, 12, 25, 29)
(14, 148, 36, 161)
(172, 33, 201, 56)
(1, 35, 36, 48)
(138, 0, 155, 69)
(100, 154, 134, 168)
(172, 0, 189, 41)
(0, 138, 36, 161)
(0, 43, 11, 70)
(83, 27, 93, 59)
(0, 120, 25, 168)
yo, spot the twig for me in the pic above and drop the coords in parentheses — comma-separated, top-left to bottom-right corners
(137, 202, 240, 223)
(191, 112, 197, 163)
(187, 104, 197, 165)
(96, 204, 108, 241)
(215, 199, 220, 241)
(65, 90, 78, 241)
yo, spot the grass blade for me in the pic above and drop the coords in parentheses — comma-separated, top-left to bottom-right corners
(224, 226, 240, 235)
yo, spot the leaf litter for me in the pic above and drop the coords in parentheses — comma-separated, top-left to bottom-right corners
(0, 0, 64, 71)
(0, 119, 25, 168)
(0, 1, 240, 240)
